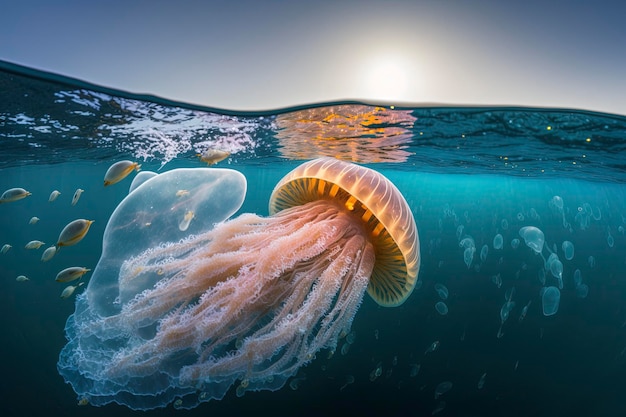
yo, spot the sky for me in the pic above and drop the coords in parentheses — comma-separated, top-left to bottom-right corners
(1, 0, 626, 115)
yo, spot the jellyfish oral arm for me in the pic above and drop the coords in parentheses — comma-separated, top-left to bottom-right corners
(60, 200, 374, 409)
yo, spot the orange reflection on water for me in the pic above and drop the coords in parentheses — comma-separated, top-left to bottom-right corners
(275, 105, 416, 163)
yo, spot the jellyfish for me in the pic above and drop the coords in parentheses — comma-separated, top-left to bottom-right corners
(561, 240, 574, 261)
(57, 158, 420, 410)
(435, 301, 449, 316)
(541, 286, 560, 316)
(493, 234, 503, 250)
(129, 171, 158, 193)
(519, 226, 545, 254)
(434, 283, 449, 300)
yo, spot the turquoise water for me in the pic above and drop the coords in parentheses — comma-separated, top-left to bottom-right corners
(2, 62, 626, 417)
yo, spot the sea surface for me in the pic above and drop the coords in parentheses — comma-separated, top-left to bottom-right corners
(1, 62, 626, 417)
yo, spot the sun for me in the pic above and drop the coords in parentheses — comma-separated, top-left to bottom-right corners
(358, 54, 414, 102)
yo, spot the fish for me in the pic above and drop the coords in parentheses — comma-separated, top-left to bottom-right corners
(104, 160, 141, 186)
(71, 188, 84, 206)
(197, 149, 230, 165)
(0, 188, 31, 203)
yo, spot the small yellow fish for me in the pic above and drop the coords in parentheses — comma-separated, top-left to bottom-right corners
(25, 240, 45, 250)
(41, 246, 57, 262)
(0, 188, 31, 203)
(77, 397, 89, 406)
(71, 189, 84, 206)
(29, 216, 40, 224)
(176, 189, 190, 197)
(104, 160, 141, 186)
(179, 210, 195, 232)
(1, 244, 11, 254)
(16, 275, 30, 282)
(198, 149, 230, 166)
(56, 219, 94, 247)
(48, 190, 61, 202)
(55, 266, 91, 283)
(60, 282, 84, 299)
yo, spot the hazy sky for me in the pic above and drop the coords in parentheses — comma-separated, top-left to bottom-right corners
(2, 0, 626, 114)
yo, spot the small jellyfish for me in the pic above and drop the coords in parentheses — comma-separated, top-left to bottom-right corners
(607, 233, 614, 248)
(510, 238, 520, 249)
(561, 241, 575, 260)
(0, 187, 31, 203)
(588, 255, 596, 268)
(340, 342, 350, 355)
(491, 273, 502, 288)
(505, 287, 516, 302)
(493, 234, 503, 250)
(55, 266, 91, 283)
(432, 401, 446, 415)
(71, 188, 84, 206)
(1, 244, 11, 254)
(56, 219, 94, 247)
(369, 362, 383, 381)
(541, 286, 561, 316)
(339, 375, 355, 391)
(456, 225, 464, 240)
(434, 381, 453, 399)
(198, 149, 230, 165)
(529, 208, 539, 220)
(435, 301, 449, 316)
(518, 300, 531, 322)
(25, 240, 45, 250)
(29, 216, 40, 225)
(434, 283, 449, 300)
(519, 226, 545, 254)
(550, 195, 564, 212)
(409, 363, 421, 377)
(573, 269, 582, 287)
(575, 283, 589, 298)
(477, 372, 487, 389)
(48, 190, 61, 202)
(374, 329, 379, 340)
(16, 275, 30, 282)
(425, 340, 440, 355)
(500, 301, 515, 324)
(516, 212, 525, 222)
(480, 244, 488, 262)
(179, 210, 195, 232)
(463, 247, 475, 269)
(60, 282, 84, 299)
(41, 246, 57, 262)
(501, 218, 509, 230)
(104, 160, 141, 186)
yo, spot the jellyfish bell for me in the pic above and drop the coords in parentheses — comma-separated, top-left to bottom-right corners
(519, 226, 545, 254)
(58, 158, 420, 410)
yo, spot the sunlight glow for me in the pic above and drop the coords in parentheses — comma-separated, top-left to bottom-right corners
(357, 53, 417, 102)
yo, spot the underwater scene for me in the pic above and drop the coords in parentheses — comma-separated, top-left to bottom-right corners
(2, 62, 626, 417)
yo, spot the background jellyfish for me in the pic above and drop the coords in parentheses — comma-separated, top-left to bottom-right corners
(57, 158, 420, 410)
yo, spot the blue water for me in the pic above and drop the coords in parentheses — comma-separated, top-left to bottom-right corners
(2, 62, 626, 417)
